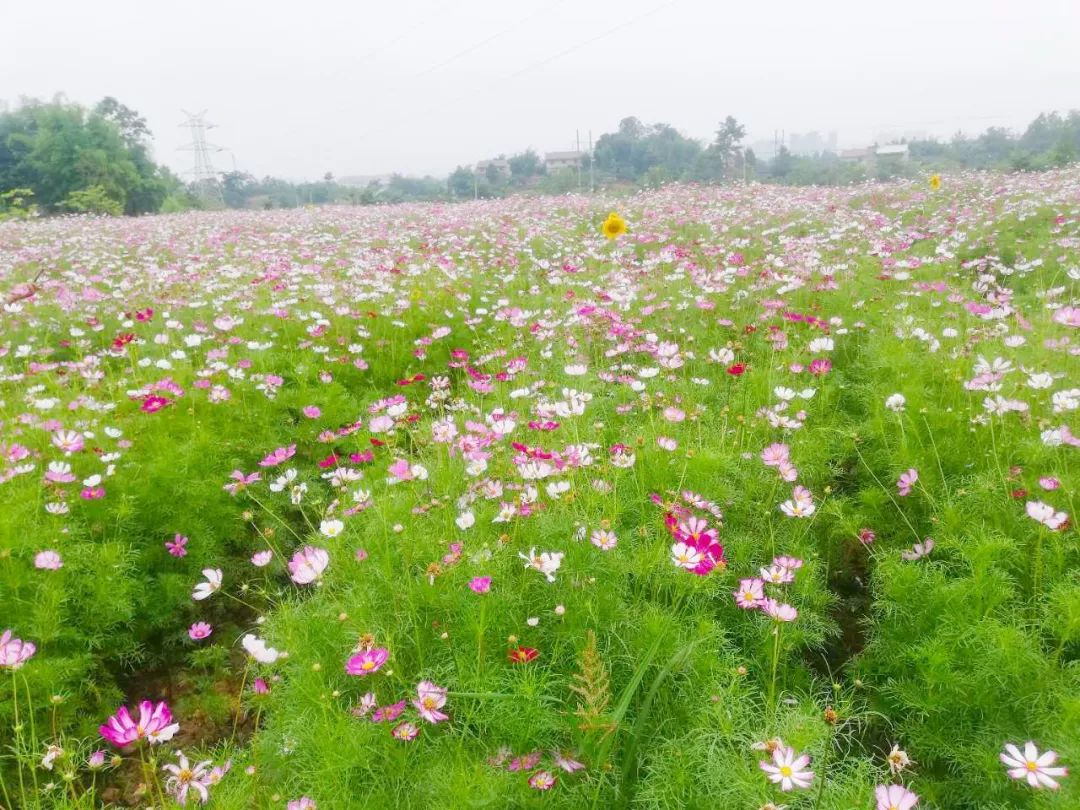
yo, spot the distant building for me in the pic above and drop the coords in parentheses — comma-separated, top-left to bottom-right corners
(875, 143, 910, 160)
(544, 151, 584, 172)
(788, 130, 839, 156)
(839, 144, 909, 166)
(475, 159, 511, 177)
(839, 147, 875, 164)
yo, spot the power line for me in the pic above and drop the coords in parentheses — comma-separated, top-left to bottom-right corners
(508, 0, 679, 79)
(409, 0, 567, 80)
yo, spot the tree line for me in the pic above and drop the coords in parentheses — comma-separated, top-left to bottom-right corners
(3, 95, 1080, 218)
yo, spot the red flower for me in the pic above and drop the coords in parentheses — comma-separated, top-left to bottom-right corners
(508, 646, 539, 664)
(726, 363, 747, 376)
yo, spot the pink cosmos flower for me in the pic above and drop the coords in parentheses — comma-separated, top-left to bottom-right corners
(252, 678, 270, 695)
(188, 622, 213, 640)
(288, 546, 329, 584)
(223, 470, 260, 496)
(761, 443, 790, 467)
(252, 550, 273, 567)
(287, 798, 317, 810)
(469, 576, 492, 593)
(734, 578, 766, 609)
(1001, 742, 1068, 789)
(99, 701, 179, 747)
(166, 534, 188, 557)
(1052, 305, 1080, 327)
(656, 436, 678, 451)
(88, 750, 106, 769)
(875, 784, 919, 810)
(302, 406, 321, 418)
(371, 700, 407, 723)
(774, 556, 804, 571)
(762, 598, 798, 622)
(1038, 477, 1061, 491)
(413, 680, 449, 723)
(590, 529, 618, 550)
(391, 721, 420, 741)
(0, 630, 36, 669)
(345, 648, 389, 676)
(162, 751, 212, 806)
(553, 752, 585, 773)
(760, 564, 794, 584)
(141, 395, 172, 413)
(760, 744, 813, 791)
(34, 550, 62, 570)
(52, 430, 85, 454)
(259, 444, 296, 468)
(1026, 501, 1068, 530)
(387, 458, 413, 481)
(897, 469, 918, 497)
(528, 771, 557, 790)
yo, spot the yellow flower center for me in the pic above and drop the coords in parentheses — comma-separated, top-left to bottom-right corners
(423, 697, 436, 709)
(780, 766, 792, 777)
(1026, 760, 1038, 771)
(361, 660, 374, 670)
(178, 768, 193, 782)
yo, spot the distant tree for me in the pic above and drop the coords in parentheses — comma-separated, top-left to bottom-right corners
(509, 149, 543, 178)
(448, 166, 473, 199)
(93, 97, 151, 147)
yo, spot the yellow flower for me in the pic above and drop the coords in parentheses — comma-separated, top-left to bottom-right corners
(601, 212, 627, 240)
(929, 174, 941, 191)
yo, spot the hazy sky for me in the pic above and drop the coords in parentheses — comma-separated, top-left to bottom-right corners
(5, 0, 1079, 180)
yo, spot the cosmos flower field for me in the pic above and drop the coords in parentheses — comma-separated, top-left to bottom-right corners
(1, 170, 1079, 809)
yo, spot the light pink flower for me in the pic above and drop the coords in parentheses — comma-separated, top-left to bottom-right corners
(302, 406, 321, 419)
(1001, 742, 1068, 789)
(897, 468, 918, 497)
(251, 550, 273, 567)
(733, 578, 765, 609)
(188, 622, 213, 640)
(413, 680, 449, 723)
(288, 546, 329, 584)
(1026, 501, 1068, 530)
(258, 444, 296, 468)
(875, 784, 919, 810)
(34, 550, 63, 570)
(760, 744, 813, 791)
(0, 630, 36, 669)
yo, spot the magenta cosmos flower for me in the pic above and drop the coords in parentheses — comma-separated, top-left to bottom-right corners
(469, 576, 492, 593)
(875, 784, 919, 810)
(288, 546, 329, 584)
(99, 700, 179, 747)
(188, 622, 213, 640)
(1001, 742, 1068, 789)
(0, 629, 36, 669)
(345, 648, 389, 676)
(413, 680, 449, 723)
(759, 744, 813, 791)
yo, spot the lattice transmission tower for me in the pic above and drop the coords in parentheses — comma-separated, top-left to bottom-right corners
(179, 110, 225, 204)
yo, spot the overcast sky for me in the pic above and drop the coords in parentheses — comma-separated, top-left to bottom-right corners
(5, 0, 1079, 180)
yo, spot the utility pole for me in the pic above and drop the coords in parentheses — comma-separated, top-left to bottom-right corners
(588, 130, 594, 193)
(473, 171, 478, 201)
(576, 130, 582, 191)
